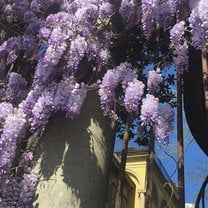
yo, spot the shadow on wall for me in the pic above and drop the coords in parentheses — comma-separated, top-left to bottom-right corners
(32, 91, 115, 208)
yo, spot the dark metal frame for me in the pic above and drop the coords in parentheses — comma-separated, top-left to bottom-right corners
(195, 175, 208, 208)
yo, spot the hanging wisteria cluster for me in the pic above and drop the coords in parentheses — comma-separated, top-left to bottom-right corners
(0, 0, 207, 206)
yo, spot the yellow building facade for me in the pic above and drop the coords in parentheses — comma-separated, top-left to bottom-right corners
(106, 148, 179, 208)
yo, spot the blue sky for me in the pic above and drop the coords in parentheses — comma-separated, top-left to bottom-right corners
(156, 112, 208, 203)
(155, 126, 208, 203)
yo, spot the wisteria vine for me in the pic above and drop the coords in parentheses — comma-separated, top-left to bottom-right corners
(0, 0, 207, 206)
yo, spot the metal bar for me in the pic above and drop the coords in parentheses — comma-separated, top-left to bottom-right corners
(177, 72, 185, 208)
(145, 128, 155, 208)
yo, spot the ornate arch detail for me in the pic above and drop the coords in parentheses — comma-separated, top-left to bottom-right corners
(125, 168, 141, 187)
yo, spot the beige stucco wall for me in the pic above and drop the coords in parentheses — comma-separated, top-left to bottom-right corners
(32, 91, 115, 208)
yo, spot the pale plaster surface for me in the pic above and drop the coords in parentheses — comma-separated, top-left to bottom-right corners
(32, 91, 115, 208)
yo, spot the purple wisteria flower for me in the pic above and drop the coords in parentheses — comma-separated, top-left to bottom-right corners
(22, 151, 34, 162)
(34, 59, 56, 85)
(30, 86, 55, 131)
(43, 26, 68, 67)
(119, 0, 140, 28)
(170, 21, 185, 45)
(6, 72, 28, 106)
(157, 0, 176, 29)
(140, 94, 159, 125)
(99, 69, 119, 114)
(147, 69, 163, 93)
(0, 36, 23, 64)
(19, 168, 39, 206)
(170, 20, 189, 74)
(53, 76, 87, 118)
(75, 3, 98, 25)
(0, 178, 20, 207)
(0, 41, 7, 54)
(173, 41, 189, 74)
(141, 0, 159, 35)
(38, 27, 52, 41)
(67, 35, 88, 72)
(11, 0, 29, 20)
(189, 0, 208, 49)
(154, 104, 175, 145)
(0, 109, 28, 190)
(124, 78, 144, 112)
(20, 85, 44, 117)
(99, 62, 137, 119)
(0, 102, 14, 123)
(99, 2, 114, 18)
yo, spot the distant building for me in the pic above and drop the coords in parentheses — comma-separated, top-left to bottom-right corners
(106, 147, 179, 208)
(185, 203, 195, 208)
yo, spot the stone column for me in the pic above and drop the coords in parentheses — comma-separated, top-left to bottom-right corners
(32, 91, 115, 208)
(139, 190, 146, 208)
